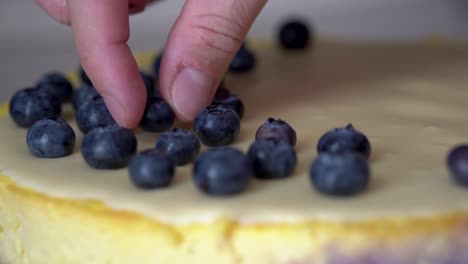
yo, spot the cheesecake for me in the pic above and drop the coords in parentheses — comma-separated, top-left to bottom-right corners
(1, 39, 468, 264)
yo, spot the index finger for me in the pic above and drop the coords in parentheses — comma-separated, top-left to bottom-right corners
(68, 0, 146, 128)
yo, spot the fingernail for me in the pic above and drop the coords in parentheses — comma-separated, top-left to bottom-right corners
(171, 68, 215, 121)
(103, 95, 127, 127)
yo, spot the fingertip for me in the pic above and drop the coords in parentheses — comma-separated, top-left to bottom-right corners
(170, 67, 216, 121)
(102, 91, 145, 128)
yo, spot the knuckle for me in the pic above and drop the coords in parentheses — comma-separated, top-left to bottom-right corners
(189, 13, 247, 55)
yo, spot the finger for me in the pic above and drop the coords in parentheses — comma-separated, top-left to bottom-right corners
(35, 0, 71, 25)
(68, 0, 147, 128)
(159, 0, 267, 121)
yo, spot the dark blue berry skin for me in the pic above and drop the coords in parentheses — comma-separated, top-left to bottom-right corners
(79, 66, 92, 86)
(129, 149, 175, 189)
(279, 20, 311, 50)
(214, 86, 230, 99)
(193, 147, 252, 196)
(152, 53, 163, 77)
(310, 152, 370, 196)
(9, 88, 61, 128)
(81, 125, 137, 169)
(76, 95, 116, 134)
(229, 44, 256, 73)
(447, 145, 468, 187)
(139, 97, 175, 132)
(26, 117, 76, 158)
(36, 72, 73, 103)
(212, 94, 244, 119)
(140, 71, 157, 98)
(255, 118, 297, 146)
(72, 85, 99, 110)
(194, 105, 240, 146)
(247, 138, 297, 179)
(155, 128, 201, 166)
(317, 124, 371, 159)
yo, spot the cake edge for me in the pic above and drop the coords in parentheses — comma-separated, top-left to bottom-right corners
(1, 172, 468, 263)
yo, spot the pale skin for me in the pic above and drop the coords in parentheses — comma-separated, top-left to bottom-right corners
(34, 0, 268, 128)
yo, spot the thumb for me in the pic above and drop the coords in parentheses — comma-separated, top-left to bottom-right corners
(159, 0, 267, 121)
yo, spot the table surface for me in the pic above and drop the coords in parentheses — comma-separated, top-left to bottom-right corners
(1, 0, 467, 103)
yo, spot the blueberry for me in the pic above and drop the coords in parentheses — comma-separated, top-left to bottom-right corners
(194, 105, 240, 146)
(193, 147, 252, 196)
(139, 97, 175, 132)
(72, 84, 99, 110)
(155, 128, 201, 166)
(229, 43, 256, 73)
(36, 72, 73, 103)
(279, 20, 311, 50)
(26, 117, 75, 158)
(75, 95, 116, 134)
(140, 71, 158, 98)
(129, 149, 175, 189)
(79, 66, 92, 86)
(152, 53, 163, 77)
(310, 152, 370, 196)
(255, 118, 296, 146)
(247, 138, 297, 179)
(447, 145, 468, 187)
(9, 88, 61, 128)
(317, 124, 371, 159)
(214, 86, 231, 100)
(81, 125, 137, 169)
(212, 94, 244, 119)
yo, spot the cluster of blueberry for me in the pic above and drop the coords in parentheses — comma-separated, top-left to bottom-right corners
(193, 118, 299, 196)
(311, 124, 371, 196)
(10, 73, 71, 128)
(9, 19, 395, 197)
(9, 73, 76, 158)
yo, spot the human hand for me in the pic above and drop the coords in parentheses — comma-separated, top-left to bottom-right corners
(34, 0, 268, 127)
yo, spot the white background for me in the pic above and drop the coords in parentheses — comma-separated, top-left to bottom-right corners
(1, 0, 467, 102)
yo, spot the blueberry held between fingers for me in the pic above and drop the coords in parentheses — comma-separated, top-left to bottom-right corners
(279, 20, 311, 50)
(139, 97, 175, 132)
(194, 105, 240, 146)
(214, 86, 230, 100)
(247, 138, 297, 179)
(9, 88, 61, 128)
(72, 85, 99, 110)
(310, 152, 370, 196)
(79, 66, 92, 86)
(255, 118, 297, 146)
(140, 71, 157, 98)
(75, 95, 116, 134)
(36, 72, 73, 103)
(81, 125, 137, 169)
(193, 147, 252, 196)
(229, 43, 256, 73)
(317, 124, 371, 159)
(447, 145, 468, 187)
(212, 94, 245, 119)
(129, 149, 175, 189)
(152, 53, 163, 77)
(155, 128, 201, 166)
(26, 117, 75, 158)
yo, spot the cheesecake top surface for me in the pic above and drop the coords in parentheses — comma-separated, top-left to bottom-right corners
(1, 40, 468, 224)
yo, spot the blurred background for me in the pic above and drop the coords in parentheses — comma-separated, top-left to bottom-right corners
(1, 0, 467, 102)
